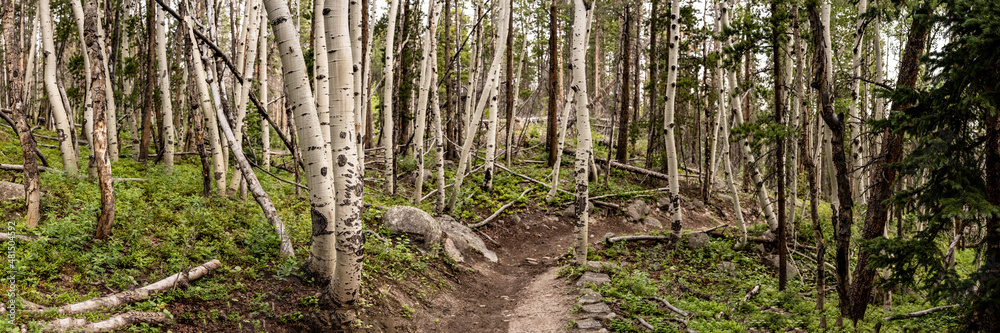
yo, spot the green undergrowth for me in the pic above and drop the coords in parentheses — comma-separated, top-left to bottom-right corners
(582, 235, 960, 332)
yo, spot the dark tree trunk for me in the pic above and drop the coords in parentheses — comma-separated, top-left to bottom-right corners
(181, 2, 211, 197)
(646, 0, 661, 169)
(616, 5, 631, 163)
(772, 0, 787, 291)
(2, 2, 41, 228)
(504, 0, 514, 163)
(847, 0, 931, 322)
(444, 0, 455, 161)
(140, 0, 155, 163)
(547, 0, 559, 167)
(807, 3, 855, 321)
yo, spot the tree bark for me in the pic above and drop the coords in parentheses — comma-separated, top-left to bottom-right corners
(84, 0, 115, 240)
(546, 0, 559, 167)
(664, 0, 682, 242)
(95, 4, 118, 162)
(69, 0, 94, 176)
(808, 2, 855, 321)
(504, 0, 515, 165)
(414, 2, 442, 203)
(847, 1, 931, 322)
(570, 0, 592, 264)
(260, 13, 271, 170)
(40, 0, 79, 174)
(772, 0, 787, 290)
(2, 1, 41, 229)
(616, 5, 631, 164)
(140, 0, 155, 163)
(155, 5, 175, 173)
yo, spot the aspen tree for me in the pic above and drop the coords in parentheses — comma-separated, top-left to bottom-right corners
(85, 0, 115, 239)
(230, 0, 263, 188)
(260, 12, 270, 170)
(156, 5, 176, 173)
(570, 0, 592, 264)
(720, 0, 746, 247)
(313, 0, 332, 180)
(2, 0, 42, 228)
(40, 0, 79, 174)
(95, 3, 118, 162)
(349, 0, 365, 172)
(69, 0, 95, 176)
(414, 1, 442, 203)
(262, 0, 339, 280)
(849, 0, 868, 204)
(383, 0, 401, 195)
(664, 0, 683, 241)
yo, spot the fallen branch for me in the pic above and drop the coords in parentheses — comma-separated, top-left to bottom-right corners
(649, 296, 690, 317)
(39, 311, 169, 332)
(0, 163, 60, 173)
(589, 187, 670, 200)
(594, 157, 670, 182)
(0, 232, 39, 242)
(30, 259, 221, 315)
(247, 159, 309, 190)
(468, 188, 534, 228)
(492, 163, 619, 210)
(638, 317, 655, 330)
(687, 224, 728, 235)
(884, 304, 958, 321)
(742, 285, 761, 302)
(790, 249, 836, 272)
(112, 178, 146, 182)
(607, 235, 671, 243)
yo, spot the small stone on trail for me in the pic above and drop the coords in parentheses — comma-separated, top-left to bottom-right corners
(0, 182, 26, 202)
(581, 302, 612, 313)
(576, 272, 611, 287)
(686, 232, 710, 250)
(585, 261, 620, 273)
(579, 292, 602, 304)
(644, 216, 663, 228)
(626, 200, 650, 222)
(576, 318, 602, 329)
(525, 258, 539, 265)
(602, 232, 615, 243)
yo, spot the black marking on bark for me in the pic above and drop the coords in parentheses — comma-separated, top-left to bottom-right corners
(311, 207, 334, 235)
(340, 131, 347, 138)
(338, 155, 347, 167)
(321, 167, 328, 176)
(272, 16, 287, 25)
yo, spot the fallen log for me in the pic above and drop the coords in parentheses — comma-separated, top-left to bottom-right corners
(790, 249, 836, 272)
(638, 317, 655, 330)
(742, 285, 761, 302)
(0, 163, 60, 173)
(594, 157, 670, 182)
(650, 296, 690, 317)
(40, 311, 169, 332)
(607, 235, 670, 243)
(0, 232, 39, 242)
(469, 188, 534, 228)
(589, 187, 671, 200)
(29, 259, 221, 315)
(884, 304, 958, 321)
(492, 163, 619, 210)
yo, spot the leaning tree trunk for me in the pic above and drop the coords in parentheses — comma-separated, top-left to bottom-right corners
(544, 89, 574, 202)
(40, 0, 79, 174)
(263, 0, 339, 281)
(383, 0, 401, 195)
(413, 1, 441, 204)
(570, 0, 592, 264)
(445, 0, 510, 212)
(95, 5, 118, 162)
(664, 0, 682, 242)
(2, 1, 41, 229)
(324, 0, 365, 311)
(185, 18, 227, 196)
(230, 0, 263, 189)
(85, 0, 115, 240)
(721, 0, 746, 248)
(155, 5, 175, 173)
(484, 22, 502, 192)
(430, 33, 446, 213)
(808, 3, 855, 322)
(847, 0, 931, 322)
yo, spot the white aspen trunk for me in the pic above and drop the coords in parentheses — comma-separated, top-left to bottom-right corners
(850, 0, 867, 204)
(260, 12, 271, 170)
(40, 0, 78, 174)
(430, 33, 446, 213)
(733, 99, 779, 231)
(313, 0, 332, 180)
(70, 0, 95, 175)
(185, 17, 225, 196)
(383, 0, 401, 195)
(205, 55, 229, 195)
(96, 5, 118, 162)
(721, 0, 746, 247)
(709, 1, 724, 185)
(872, 14, 884, 151)
(544, 92, 574, 202)
(230, 0, 263, 188)
(349, 0, 365, 175)
(155, 6, 175, 174)
(664, 0, 683, 240)
(570, 0, 591, 264)
(413, 1, 441, 204)
(446, 0, 510, 212)
(361, 4, 374, 172)
(263, 0, 339, 280)
(324, 0, 364, 308)
(484, 72, 499, 191)
(821, 3, 838, 210)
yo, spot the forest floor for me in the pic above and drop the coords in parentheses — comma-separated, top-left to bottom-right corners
(0, 125, 969, 332)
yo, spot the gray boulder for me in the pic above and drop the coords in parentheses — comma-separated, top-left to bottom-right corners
(443, 238, 464, 262)
(626, 200, 650, 222)
(0, 181, 25, 202)
(764, 255, 799, 278)
(644, 216, 662, 228)
(686, 232, 710, 250)
(382, 206, 443, 250)
(562, 201, 594, 217)
(439, 216, 498, 262)
(576, 272, 611, 287)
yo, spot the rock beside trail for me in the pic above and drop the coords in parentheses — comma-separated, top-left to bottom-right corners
(438, 215, 498, 262)
(764, 255, 800, 278)
(686, 232, 710, 250)
(625, 200, 651, 222)
(576, 318, 602, 329)
(0, 182, 25, 202)
(576, 272, 611, 287)
(443, 238, 464, 262)
(719, 261, 736, 274)
(383, 206, 442, 250)
(644, 216, 662, 228)
(585, 261, 620, 273)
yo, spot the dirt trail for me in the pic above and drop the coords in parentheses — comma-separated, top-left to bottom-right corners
(420, 209, 652, 333)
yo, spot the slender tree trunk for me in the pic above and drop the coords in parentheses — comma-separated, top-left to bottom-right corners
(504, 0, 515, 165)
(349, 0, 365, 177)
(383, 0, 400, 195)
(85, 0, 115, 240)
(645, 0, 661, 169)
(312, 0, 332, 186)
(720, 0, 746, 248)
(230, 0, 263, 191)
(571, 0, 592, 264)
(430, 23, 447, 214)
(848, 0, 867, 204)
(664, 0, 682, 241)
(808, 3, 855, 322)
(140, 0, 155, 163)
(3, 1, 41, 229)
(546, 0, 559, 167)
(70, 0, 95, 176)
(414, 1, 441, 203)
(616, 5, 631, 164)
(772, 0, 787, 290)
(260, 12, 270, 171)
(96, 4, 118, 162)
(40, 0, 79, 174)
(544, 92, 574, 201)
(156, 5, 175, 173)
(446, 0, 510, 212)
(847, 1, 931, 322)
(263, 0, 339, 281)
